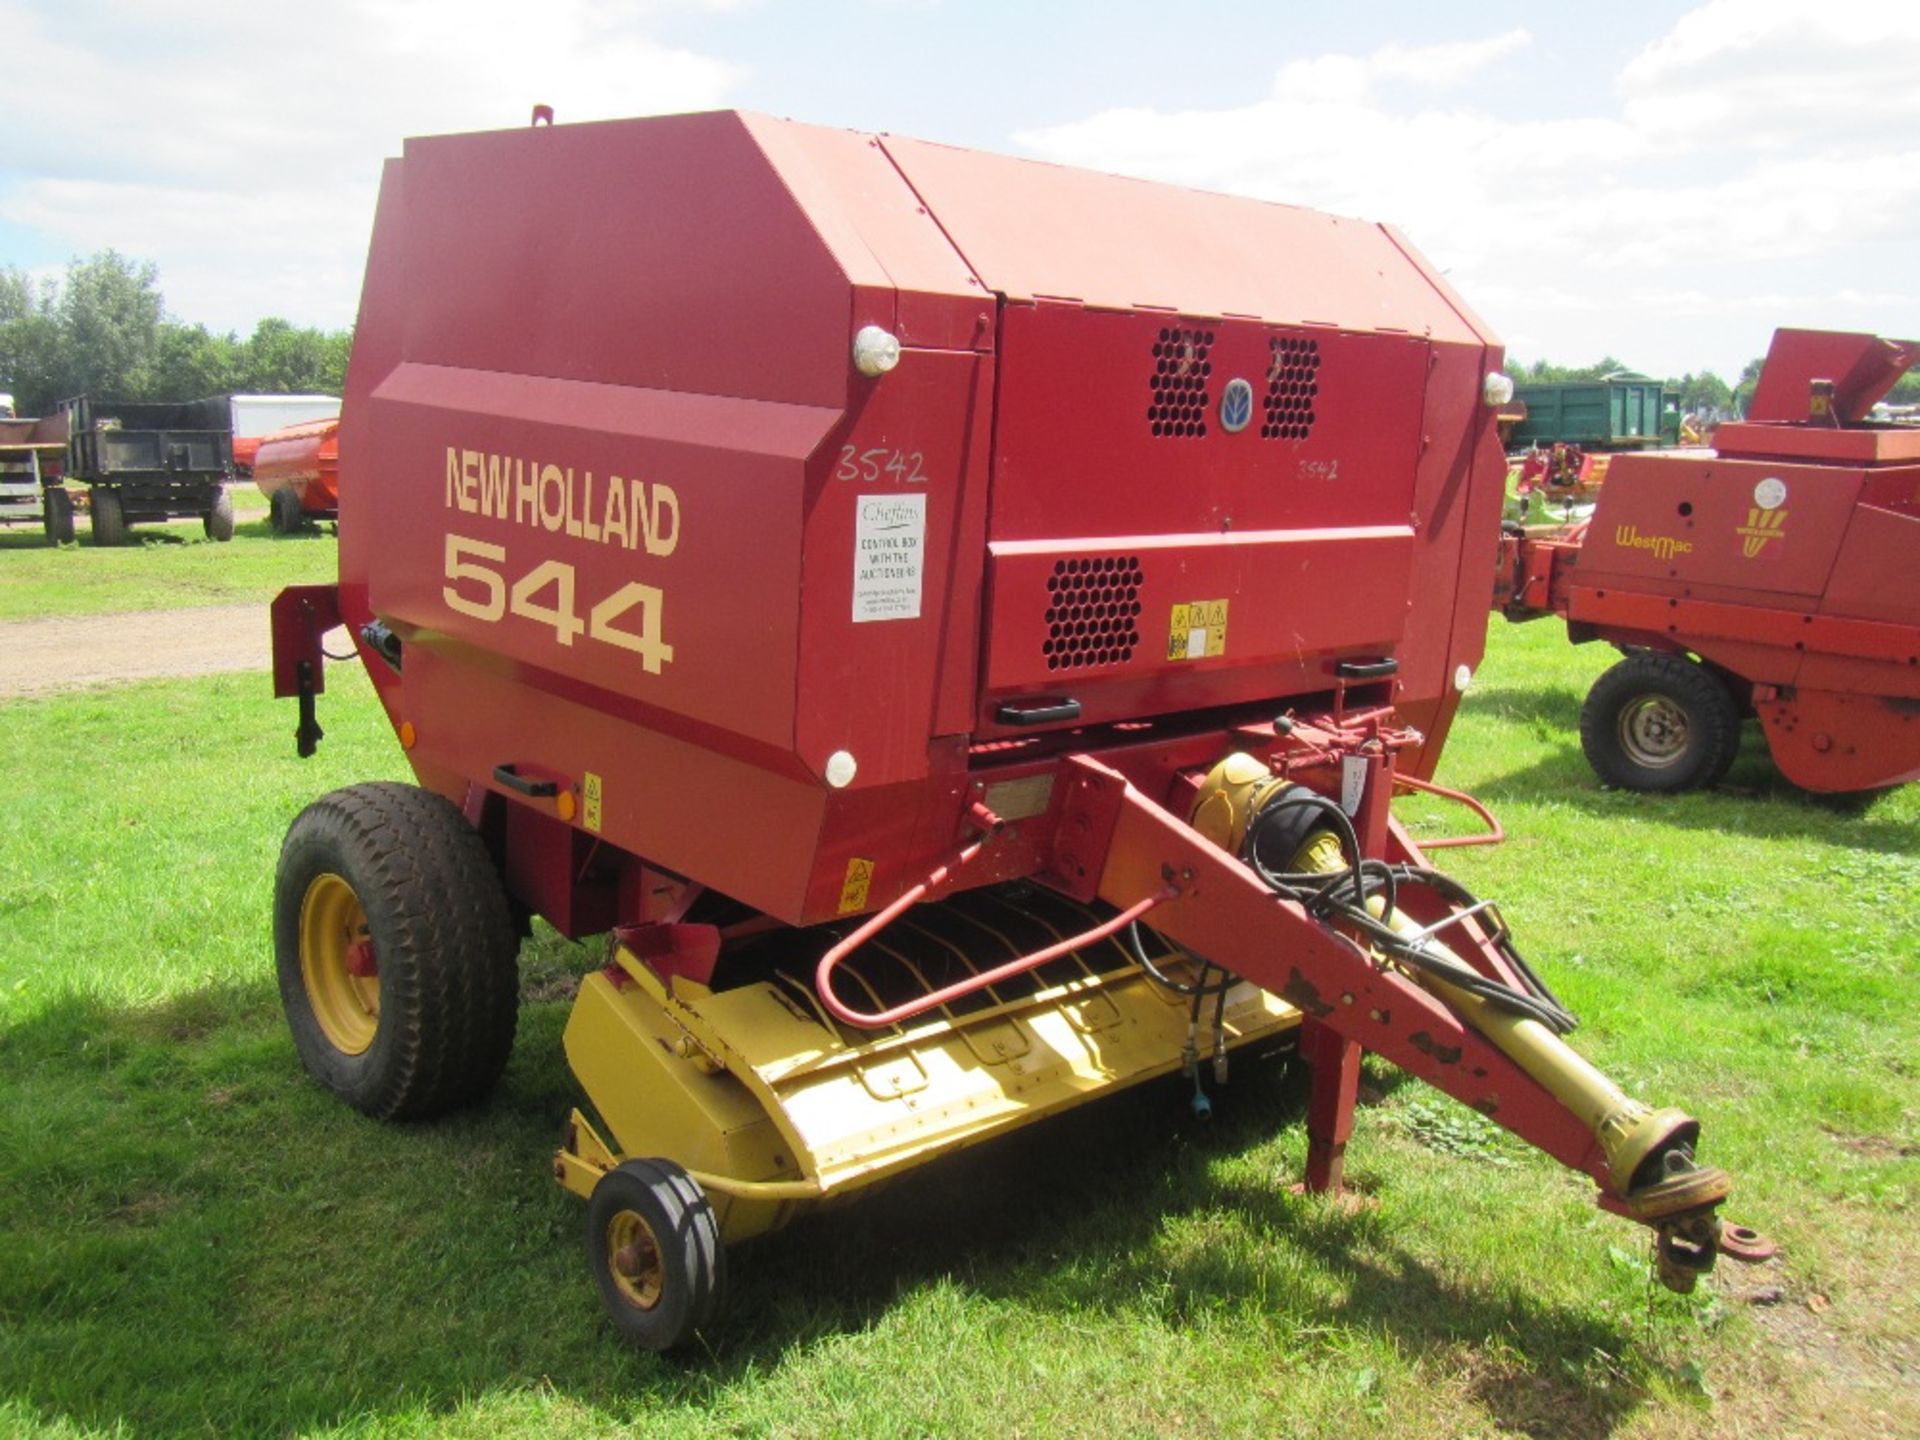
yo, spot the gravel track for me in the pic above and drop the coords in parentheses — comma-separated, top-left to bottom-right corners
(0, 603, 273, 699)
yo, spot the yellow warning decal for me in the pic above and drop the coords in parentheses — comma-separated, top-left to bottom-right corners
(1167, 600, 1228, 661)
(839, 857, 875, 914)
(582, 771, 604, 833)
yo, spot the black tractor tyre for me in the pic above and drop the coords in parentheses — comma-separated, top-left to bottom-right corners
(43, 487, 75, 544)
(90, 488, 127, 546)
(586, 1159, 727, 1353)
(269, 486, 303, 534)
(203, 485, 235, 541)
(274, 782, 521, 1120)
(1580, 653, 1740, 793)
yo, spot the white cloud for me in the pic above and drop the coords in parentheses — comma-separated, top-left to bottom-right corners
(1014, 4, 1920, 376)
(1275, 27, 1531, 101)
(1, 0, 743, 332)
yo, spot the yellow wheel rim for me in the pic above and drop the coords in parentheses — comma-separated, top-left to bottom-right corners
(299, 872, 380, 1055)
(605, 1208, 665, 1311)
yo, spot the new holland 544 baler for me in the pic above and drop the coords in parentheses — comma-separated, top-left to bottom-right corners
(270, 111, 1749, 1351)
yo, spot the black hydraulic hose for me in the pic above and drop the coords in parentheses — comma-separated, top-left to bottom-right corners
(1377, 863, 1576, 1031)
(1127, 920, 1239, 997)
(1239, 796, 1579, 1035)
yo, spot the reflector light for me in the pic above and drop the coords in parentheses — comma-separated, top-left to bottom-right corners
(852, 326, 901, 377)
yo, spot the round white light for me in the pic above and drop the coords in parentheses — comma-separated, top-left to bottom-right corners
(824, 750, 858, 789)
(1482, 372, 1515, 406)
(852, 326, 901, 378)
(1454, 663, 1474, 693)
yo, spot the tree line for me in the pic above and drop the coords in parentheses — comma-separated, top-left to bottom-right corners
(0, 251, 350, 417)
(1514, 353, 1920, 419)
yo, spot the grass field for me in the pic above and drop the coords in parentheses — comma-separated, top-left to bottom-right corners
(0, 622, 1913, 1438)
(0, 489, 334, 622)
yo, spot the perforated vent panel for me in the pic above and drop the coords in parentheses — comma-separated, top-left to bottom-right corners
(1042, 556, 1143, 671)
(1148, 327, 1213, 438)
(1263, 336, 1321, 440)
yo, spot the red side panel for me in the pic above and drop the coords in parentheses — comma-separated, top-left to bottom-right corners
(397, 114, 854, 410)
(1580, 455, 1862, 603)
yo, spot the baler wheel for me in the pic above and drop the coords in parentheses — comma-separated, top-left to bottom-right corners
(203, 485, 235, 542)
(269, 487, 302, 534)
(89, 488, 127, 547)
(586, 1159, 726, 1353)
(274, 782, 521, 1120)
(42, 488, 74, 545)
(1580, 653, 1739, 793)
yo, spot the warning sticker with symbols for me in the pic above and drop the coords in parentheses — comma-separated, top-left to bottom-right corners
(838, 857, 875, 914)
(1166, 600, 1228, 660)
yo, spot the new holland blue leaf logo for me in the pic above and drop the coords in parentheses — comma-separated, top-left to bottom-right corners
(1219, 377, 1254, 433)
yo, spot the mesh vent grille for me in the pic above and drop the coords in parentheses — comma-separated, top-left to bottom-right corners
(1148, 327, 1213, 438)
(1263, 336, 1321, 440)
(1042, 556, 1143, 671)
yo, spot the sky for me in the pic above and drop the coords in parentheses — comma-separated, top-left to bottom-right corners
(3, 0, 1915, 380)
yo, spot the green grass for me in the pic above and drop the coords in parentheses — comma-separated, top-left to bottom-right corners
(0, 490, 333, 622)
(0, 626, 1914, 1438)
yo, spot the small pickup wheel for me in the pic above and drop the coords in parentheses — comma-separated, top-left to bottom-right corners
(586, 1159, 726, 1353)
(1580, 653, 1739, 793)
(90, 488, 127, 546)
(204, 485, 235, 541)
(43, 488, 75, 544)
(274, 782, 520, 1119)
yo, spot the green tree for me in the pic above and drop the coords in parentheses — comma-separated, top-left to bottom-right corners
(56, 250, 165, 400)
(1671, 371, 1732, 414)
(1731, 356, 1766, 417)
(0, 252, 352, 414)
(237, 317, 350, 394)
(151, 322, 242, 400)
(1514, 355, 1638, 383)
(0, 267, 64, 413)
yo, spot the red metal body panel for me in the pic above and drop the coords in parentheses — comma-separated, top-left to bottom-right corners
(876, 135, 1485, 339)
(1744, 329, 1920, 423)
(310, 110, 1509, 932)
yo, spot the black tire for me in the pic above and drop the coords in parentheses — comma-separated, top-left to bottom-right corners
(90, 488, 127, 546)
(1580, 653, 1740, 793)
(42, 488, 74, 545)
(269, 486, 302, 534)
(586, 1159, 726, 1353)
(274, 782, 520, 1120)
(204, 485, 235, 541)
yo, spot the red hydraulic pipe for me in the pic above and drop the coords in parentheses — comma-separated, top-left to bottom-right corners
(1392, 772, 1505, 849)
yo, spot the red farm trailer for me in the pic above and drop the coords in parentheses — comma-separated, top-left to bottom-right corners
(1496, 328, 1920, 794)
(254, 416, 341, 531)
(270, 110, 1754, 1351)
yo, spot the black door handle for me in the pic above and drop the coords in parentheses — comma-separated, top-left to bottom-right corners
(995, 699, 1083, 726)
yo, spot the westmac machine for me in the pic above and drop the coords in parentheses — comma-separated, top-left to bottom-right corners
(271, 111, 1751, 1350)
(1497, 329, 1920, 793)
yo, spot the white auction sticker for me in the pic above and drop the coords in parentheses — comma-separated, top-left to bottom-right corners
(1753, 476, 1787, 510)
(852, 493, 926, 622)
(1340, 755, 1368, 816)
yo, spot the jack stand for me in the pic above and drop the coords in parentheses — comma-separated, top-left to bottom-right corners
(1297, 1016, 1361, 1194)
